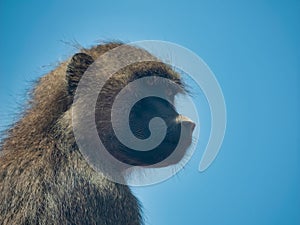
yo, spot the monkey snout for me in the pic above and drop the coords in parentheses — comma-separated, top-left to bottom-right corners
(176, 115, 196, 131)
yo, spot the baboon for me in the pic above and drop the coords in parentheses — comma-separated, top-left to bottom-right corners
(0, 42, 195, 225)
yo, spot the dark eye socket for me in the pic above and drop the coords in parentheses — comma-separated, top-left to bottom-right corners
(165, 88, 173, 97)
(165, 89, 177, 102)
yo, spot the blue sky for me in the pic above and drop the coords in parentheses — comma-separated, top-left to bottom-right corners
(0, 1, 299, 225)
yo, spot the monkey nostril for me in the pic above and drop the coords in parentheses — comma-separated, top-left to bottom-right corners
(190, 121, 196, 131)
(177, 115, 196, 131)
(182, 120, 196, 131)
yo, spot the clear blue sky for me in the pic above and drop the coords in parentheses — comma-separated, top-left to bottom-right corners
(1, 1, 299, 225)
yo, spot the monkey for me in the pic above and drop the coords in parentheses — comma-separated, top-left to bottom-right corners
(0, 42, 195, 225)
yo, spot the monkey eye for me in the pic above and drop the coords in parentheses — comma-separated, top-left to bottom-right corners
(165, 88, 177, 102)
(165, 88, 173, 96)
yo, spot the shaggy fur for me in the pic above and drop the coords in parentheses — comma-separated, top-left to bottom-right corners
(0, 42, 187, 225)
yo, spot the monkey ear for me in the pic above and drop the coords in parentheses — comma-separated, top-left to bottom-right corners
(66, 53, 94, 96)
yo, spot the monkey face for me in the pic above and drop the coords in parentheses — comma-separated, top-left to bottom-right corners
(68, 48, 195, 169)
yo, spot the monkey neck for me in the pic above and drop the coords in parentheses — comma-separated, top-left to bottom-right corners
(54, 110, 129, 184)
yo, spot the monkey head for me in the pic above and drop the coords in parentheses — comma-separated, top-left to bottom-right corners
(67, 44, 195, 175)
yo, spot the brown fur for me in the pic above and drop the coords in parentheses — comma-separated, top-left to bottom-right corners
(0, 42, 186, 225)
